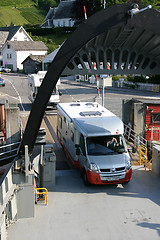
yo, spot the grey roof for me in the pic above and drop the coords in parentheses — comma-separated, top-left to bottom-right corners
(0, 32, 8, 46)
(29, 55, 45, 61)
(7, 41, 48, 51)
(0, 26, 22, 41)
(22, 55, 46, 64)
(45, 8, 55, 20)
(54, 0, 76, 19)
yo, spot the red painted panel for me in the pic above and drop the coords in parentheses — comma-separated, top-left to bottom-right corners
(145, 104, 160, 128)
(145, 130, 151, 141)
(145, 104, 160, 141)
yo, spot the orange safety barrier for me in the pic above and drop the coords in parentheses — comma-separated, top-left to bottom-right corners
(140, 145, 147, 169)
(35, 188, 48, 205)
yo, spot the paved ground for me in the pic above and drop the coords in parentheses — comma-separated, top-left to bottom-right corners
(7, 166, 160, 240)
(6, 79, 159, 239)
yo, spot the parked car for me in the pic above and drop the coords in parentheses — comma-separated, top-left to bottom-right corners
(0, 78, 5, 87)
(2, 67, 11, 73)
(0, 67, 11, 73)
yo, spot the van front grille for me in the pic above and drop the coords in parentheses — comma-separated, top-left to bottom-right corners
(100, 167, 125, 173)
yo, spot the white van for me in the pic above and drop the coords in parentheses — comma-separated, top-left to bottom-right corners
(57, 102, 132, 185)
(28, 71, 61, 108)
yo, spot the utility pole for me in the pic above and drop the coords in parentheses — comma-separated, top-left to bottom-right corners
(102, 78, 104, 106)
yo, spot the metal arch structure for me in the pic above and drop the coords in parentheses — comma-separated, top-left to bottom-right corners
(19, 3, 160, 154)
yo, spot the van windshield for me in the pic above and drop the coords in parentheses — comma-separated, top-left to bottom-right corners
(86, 135, 127, 156)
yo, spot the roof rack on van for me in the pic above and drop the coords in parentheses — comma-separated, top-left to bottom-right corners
(70, 103, 81, 107)
(85, 103, 98, 107)
(80, 111, 102, 116)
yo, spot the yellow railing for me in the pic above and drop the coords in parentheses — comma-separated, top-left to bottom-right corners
(140, 145, 147, 169)
(35, 188, 48, 205)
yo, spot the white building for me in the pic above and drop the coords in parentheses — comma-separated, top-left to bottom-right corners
(41, 0, 76, 28)
(0, 26, 32, 66)
(2, 41, 48, 71)
(42, 44, 62, 70)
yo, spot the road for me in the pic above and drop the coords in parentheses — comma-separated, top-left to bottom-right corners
(0, 72, 29, 108)
(2, 72, 160, 147)
(1, 73, 160, 118)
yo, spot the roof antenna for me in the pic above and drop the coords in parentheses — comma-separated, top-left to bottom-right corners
(128, 4, 152, 18)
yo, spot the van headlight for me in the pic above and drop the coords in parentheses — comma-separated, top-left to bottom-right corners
(126, 160, 131, 170)
(89, 163, 98, 172)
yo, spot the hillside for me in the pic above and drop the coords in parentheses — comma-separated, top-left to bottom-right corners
(0, 0, 34, 7)
(0, 0, 70, 53)
(0, 0, 46, 27)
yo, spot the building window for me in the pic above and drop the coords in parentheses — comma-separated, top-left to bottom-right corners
(24, 37, 27, 41)
(14, 37, 17, 41)
(7, 54, 12, 59)
(7, 45, 10, 49)
(151, 113, 160, 123)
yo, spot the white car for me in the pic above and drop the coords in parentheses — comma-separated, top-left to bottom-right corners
(2, 67, 11, 73)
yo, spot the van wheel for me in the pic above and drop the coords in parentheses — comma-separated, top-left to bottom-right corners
(83, 171, 89, 186)
(80, 168, 83, 178)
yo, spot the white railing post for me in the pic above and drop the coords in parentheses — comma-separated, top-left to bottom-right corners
(25, 145, 29, 182)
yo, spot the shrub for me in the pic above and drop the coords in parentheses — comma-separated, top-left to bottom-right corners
(112, 75, 120, 81)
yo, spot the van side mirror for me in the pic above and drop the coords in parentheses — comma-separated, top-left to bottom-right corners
(59, 92, 62, 96)
(76, 148, 80, 155)
(132, 146, 137, 153)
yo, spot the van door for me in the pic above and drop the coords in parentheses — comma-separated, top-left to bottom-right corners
(78, 134, 87, 169)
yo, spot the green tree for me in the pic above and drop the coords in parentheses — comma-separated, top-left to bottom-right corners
(142, 0, 159, 9)
(38, 0, 57, 12)
(32, 0, 38, 4)
(105, 0, 160, 8)
(72, 0, 102, 23)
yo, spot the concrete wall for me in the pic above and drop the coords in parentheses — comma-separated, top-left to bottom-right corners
(0, 214, 7, 240)
(122, 99, 133, 125)
(5, 107, 20, 144)
(0, 168, 17, 240)
(16, 181, 35, 219)
(152, 144, 160, 177)
(122, 100, 146, 137)
(134, 103, 146, 137)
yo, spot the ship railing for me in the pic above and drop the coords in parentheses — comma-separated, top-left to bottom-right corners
(124, 124, 147, 153)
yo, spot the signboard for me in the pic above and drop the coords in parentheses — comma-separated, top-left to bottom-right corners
(100, 74, 109, 78)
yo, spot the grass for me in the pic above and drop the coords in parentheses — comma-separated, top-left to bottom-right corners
(0, 0, 34, 7)
(0, 0, 71, 53)
(0, 6, 46, 27)
(18, 7, 46, 25)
